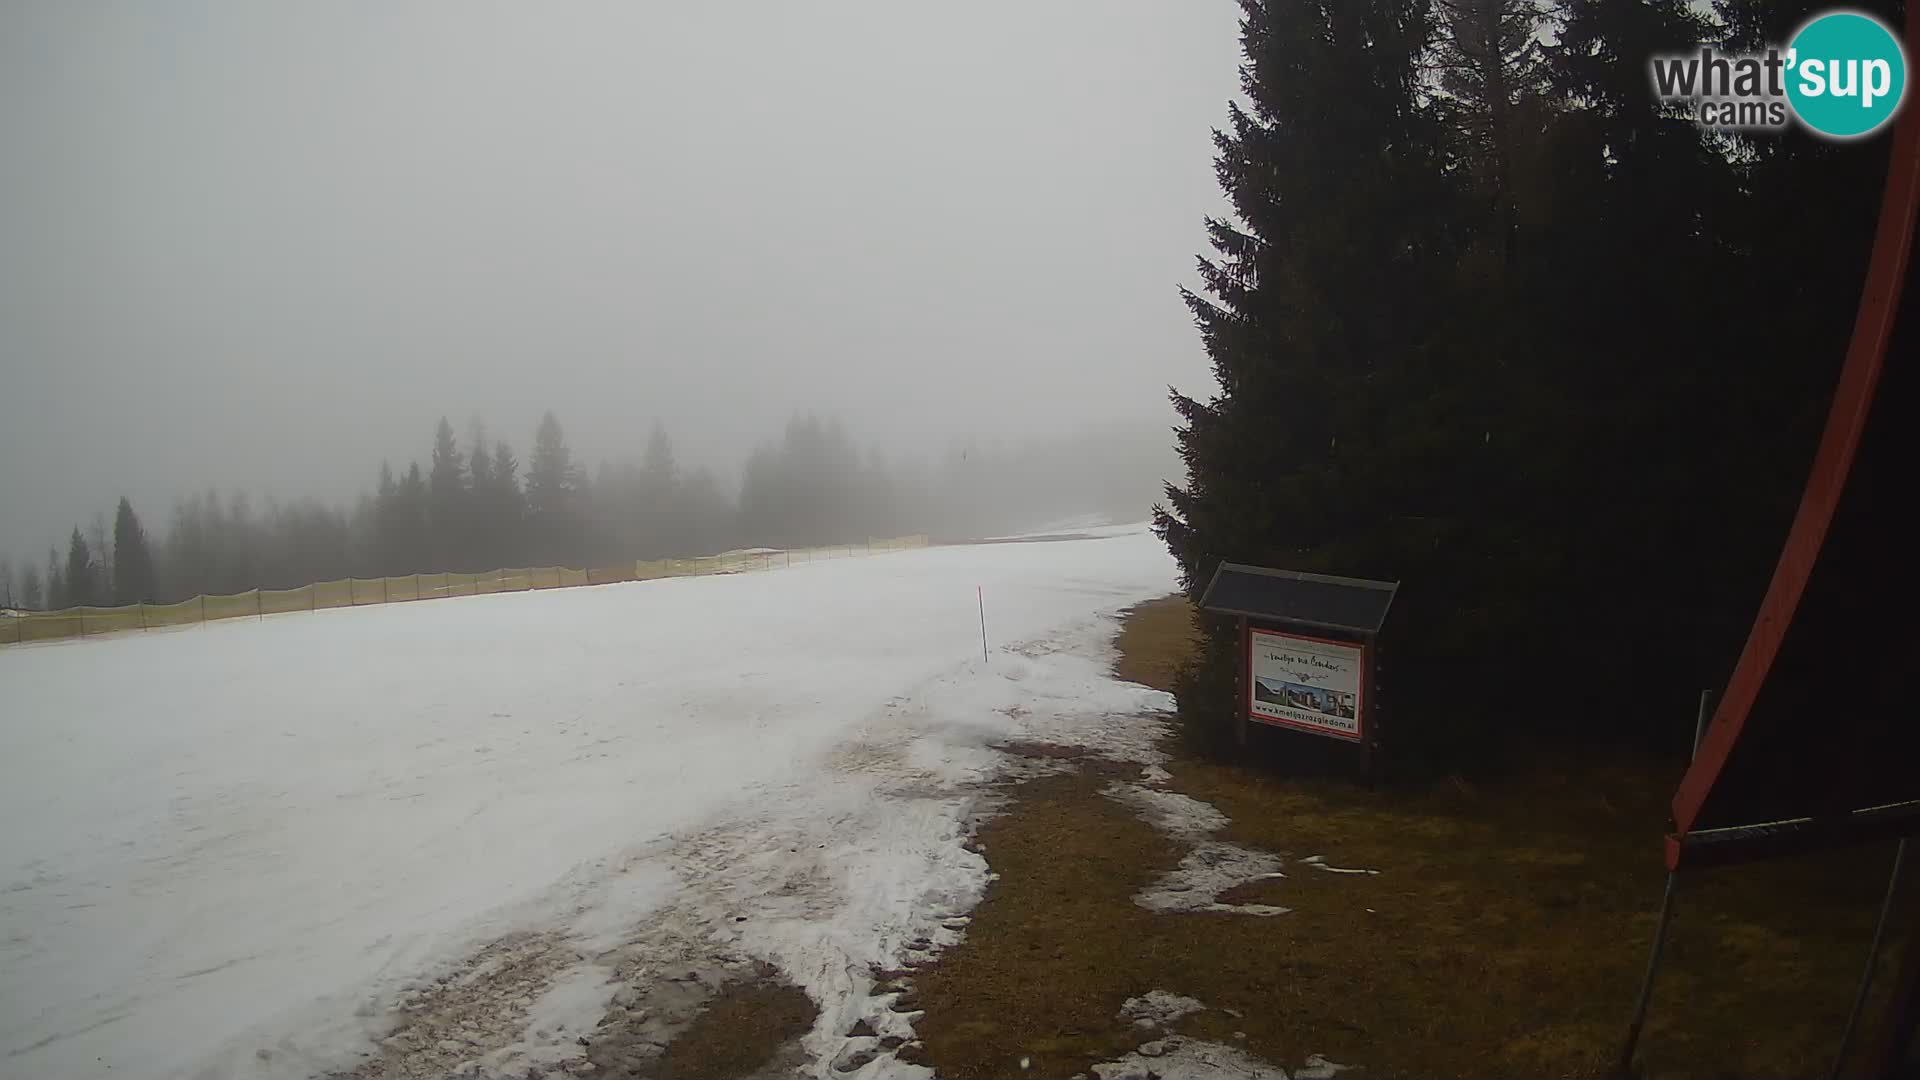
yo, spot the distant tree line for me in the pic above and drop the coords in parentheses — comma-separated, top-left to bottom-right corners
(1157, 0, 1900, 769)
(2, 412, 1175, 610)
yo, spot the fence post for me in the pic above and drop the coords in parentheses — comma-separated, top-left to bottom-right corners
(414, 573, 421, 601)
(383, 577, 389, 604)
(257, 589, 263, 621)
(140, 603, 147, 632)
(200, 594, 206, 627)
(80, 607, 88, 637)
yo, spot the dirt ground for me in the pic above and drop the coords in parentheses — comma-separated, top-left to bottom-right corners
(905, 596, 1915, 1080)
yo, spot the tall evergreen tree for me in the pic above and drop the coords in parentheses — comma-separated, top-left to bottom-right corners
(86, 513, 112, 604)
(1155, 0, 1492, 760)
(46, 548, 65, 611)
(428, 417, 468, 570)
(641, 422, 677, 492)
(112, 497, 157, 605)
(468, 437, 495, 569)
(637, 422, 680, 554)
(526, 412, 582, 564)
(486, 440, 524, 565)
(64, 528, 94, 608)
(469, 439, 494, 498)
(396, 463, 430, 573)
(1430, 0, 1552, 261)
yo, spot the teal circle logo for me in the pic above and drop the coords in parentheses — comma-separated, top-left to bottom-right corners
(1786, 11, 1907, 138)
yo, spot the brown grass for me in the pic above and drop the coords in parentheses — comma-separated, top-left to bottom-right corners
(646, 976, 816, 1080)
(906, 596, 1913, 1080)
(1110, 595, 1201, 694)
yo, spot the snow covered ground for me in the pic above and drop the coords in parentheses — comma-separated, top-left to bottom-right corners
(0, 527, 1178, 1080)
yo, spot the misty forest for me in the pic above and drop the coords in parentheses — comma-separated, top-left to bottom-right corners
(0, 414, 1166, 610)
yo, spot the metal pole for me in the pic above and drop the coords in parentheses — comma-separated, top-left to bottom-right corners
(1692, 688, 1712, 757)
(1619, 871, 1680, 1077)
(1619, 689, 1714, 1076)
(977, 586, 988, 663)
(1828, 837, 1909, 1080)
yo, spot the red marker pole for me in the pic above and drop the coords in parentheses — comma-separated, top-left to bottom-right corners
(977, 586, 988, 663)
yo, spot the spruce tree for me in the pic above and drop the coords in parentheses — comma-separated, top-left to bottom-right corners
(396, 463, 430, 573)
(64, 528, 94, 608)
(638, 422, 679, 555)
(526, 412, 576, 516)
(373, 462, 402, 575)
(1431, 0, 1551, 258)
(112, 497, 157, 605)
(46, 548, 65, 611)
(1155, 0, 1469, 758)
(86, 514, 112, 604)
(488, 440, 524, 566)
(469, 439, 493, 497)
(526, 412, 581, 564)
(428, 417, 467, 570)
(468, 438, 495, 569)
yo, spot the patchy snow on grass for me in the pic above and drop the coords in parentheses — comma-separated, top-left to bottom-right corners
(1105, 782, 1228, 840)
(1116, 990, 1208, 1027)
(1097, 998, 1353, 1080)
(1300, 855, 1381, 876)
(1092, 1036, 1287, 1080)
(1092, 1035, 1351, 1080)
(1136, 842, 1290, 917)
(1104, 782, 1289, 917)
(0, 528, 1177, 1080)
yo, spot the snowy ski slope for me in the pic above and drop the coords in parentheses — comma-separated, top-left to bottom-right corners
(0, 526, 1177, 1079)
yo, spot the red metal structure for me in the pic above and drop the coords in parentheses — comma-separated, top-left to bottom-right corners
(1624, 7, 1920, 1075)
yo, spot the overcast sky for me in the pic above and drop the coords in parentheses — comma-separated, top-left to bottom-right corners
(0, 2, 1240, 562)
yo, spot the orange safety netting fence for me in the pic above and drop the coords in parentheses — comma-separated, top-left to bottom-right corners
(1, 535, 929, 646)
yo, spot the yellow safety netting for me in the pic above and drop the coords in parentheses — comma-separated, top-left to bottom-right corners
(2, 535, 930, 646)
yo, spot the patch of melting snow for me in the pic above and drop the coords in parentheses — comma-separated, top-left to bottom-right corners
(1091, 1035, 1353, 1080)
(1300, 855, 1380, 876)
(1091, 1037, 1290, 1080)
(470, 962, 611, 1077)
(1294, 1053, 1356, 1079)
(1136, 841, 1290, 917)
(1103, 783, 1292, 916)
(1105, 783, 1228, 840)
(1116, 990, 1208, 1027)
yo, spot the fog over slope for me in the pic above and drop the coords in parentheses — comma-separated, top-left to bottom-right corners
(0, 2, 1240, 569)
